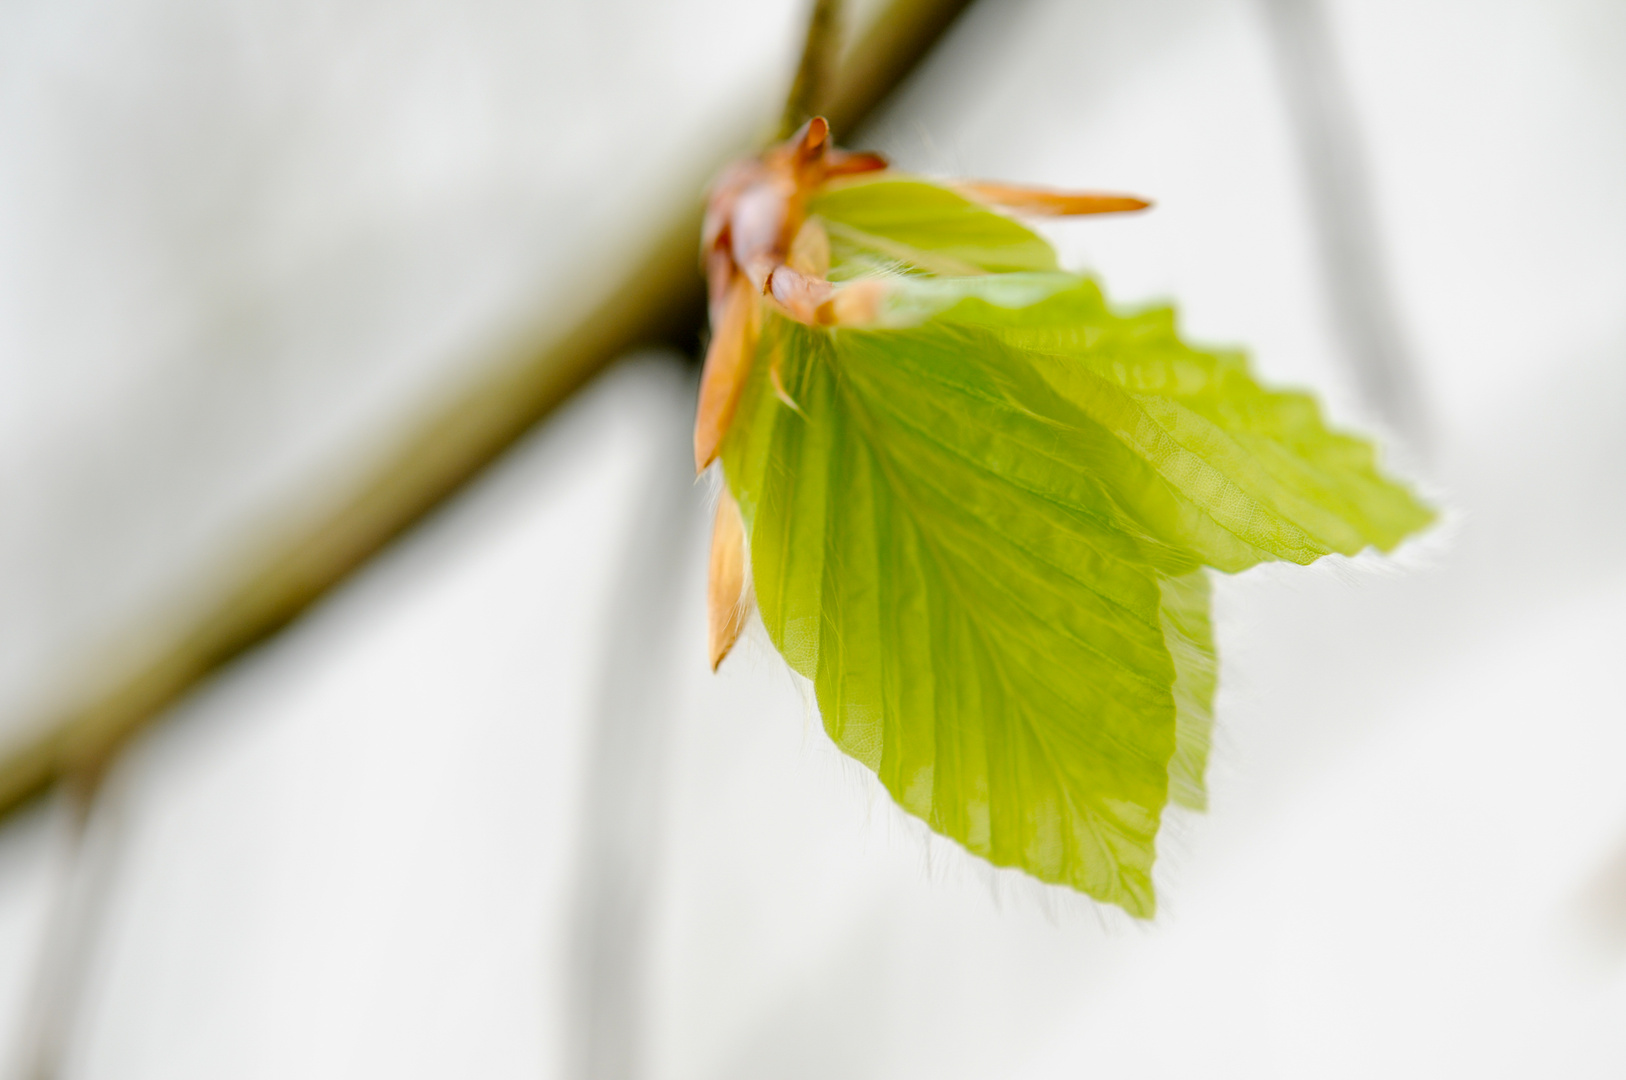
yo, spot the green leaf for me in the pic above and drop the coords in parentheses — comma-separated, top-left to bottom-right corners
(719, 184, 1431, 915)
(725, 316, 1177, 914)
(920, 282, 1434, 570)
(811, 176, 1059, 277)
(1160, 570, 1216, 812)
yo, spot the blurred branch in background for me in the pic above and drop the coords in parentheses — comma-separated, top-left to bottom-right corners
(781, 0, 845, 137)
(7, 783, 124, 1080)
(564, 382, 698, 1080)
(0, 0, 977, 829)
(1258, 0, 1431, 447)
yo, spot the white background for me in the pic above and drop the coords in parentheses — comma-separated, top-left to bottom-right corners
(1, 0, 1624, 1076)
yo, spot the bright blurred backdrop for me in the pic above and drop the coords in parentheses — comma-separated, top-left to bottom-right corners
(1, 0, 1624, 1077)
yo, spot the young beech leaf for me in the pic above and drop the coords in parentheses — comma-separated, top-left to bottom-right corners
(721, 288, 1429, 915)
(1160, 570, 1216, 812)
(812, 176, 1060, 277)
(700, 128, 1432, 916)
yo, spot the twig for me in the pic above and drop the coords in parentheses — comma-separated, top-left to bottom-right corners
(823, 0, 973, 135)
(0, 0, 979, 827)
(780, 0, 846, 138)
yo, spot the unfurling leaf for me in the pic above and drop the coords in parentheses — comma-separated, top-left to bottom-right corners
(700, 125, 1432, 916)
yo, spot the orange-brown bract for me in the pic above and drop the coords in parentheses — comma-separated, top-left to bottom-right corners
(695, 117, 887, 474)
(697, 118, 1150, 669)
(952, 180, 1150, 217)
(706, 489, 749, 672)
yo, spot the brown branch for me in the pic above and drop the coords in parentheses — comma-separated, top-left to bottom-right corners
(780, 0, 846, 139)
(824, 0, 973, 136)
(0, 0, 978, 825)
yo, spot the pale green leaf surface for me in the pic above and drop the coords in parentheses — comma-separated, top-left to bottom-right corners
(1160, 570, 1216, 812)
(725, 317, 1178, 914)
(718, 178, 1430, 914)
(811, 176, 1058, 276)
(921, 283, 1435, 568)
